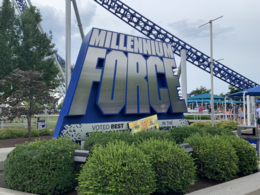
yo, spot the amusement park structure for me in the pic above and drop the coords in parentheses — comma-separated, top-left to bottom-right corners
(12, 0, 259, 99)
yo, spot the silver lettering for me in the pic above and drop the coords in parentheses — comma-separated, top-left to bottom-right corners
(147, 56, 170, 113)
(163, 43, 174, 58)
(155, 41, 164, 56)
(119, 34, 127, 51)
(126, 53, 149, 114)
(163, 58, 187, 112)
(127, 36, 134, 52)
(104, 31, 112, 48)
(89, 29, 106, 47)
(110, 32, 118, 50)
(134, 37, 143, 53)
(98, 51, 127, 114)
(143, 39, 151, 55)
(69, 47, 106, 115)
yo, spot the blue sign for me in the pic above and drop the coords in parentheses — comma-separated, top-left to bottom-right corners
(247, 140, 258, 157)
(53, 28, 188, 141)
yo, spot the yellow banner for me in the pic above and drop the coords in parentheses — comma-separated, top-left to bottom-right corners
(128, 115, 159, 134)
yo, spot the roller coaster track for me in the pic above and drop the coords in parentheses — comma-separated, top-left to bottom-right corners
(94, 0, 259, 90)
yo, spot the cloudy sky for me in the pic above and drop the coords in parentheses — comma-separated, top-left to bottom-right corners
(4, 0, 260, 95)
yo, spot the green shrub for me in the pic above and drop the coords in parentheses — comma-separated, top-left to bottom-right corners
(133, 129, 172, 142)
(215, 121, 239, 131)
(169, 126, 204, 144)
(4, 136, 81, 195)
(223, 136, 258, 175)
(137, 139, 196, 194)
(189, 121, 212, 128)
(203, 127, 236, 137)
(0, 129, 52, 140)
(83, 130, 136, 152)
(184, 134, 238, 181)
(77, 141, 157, 195)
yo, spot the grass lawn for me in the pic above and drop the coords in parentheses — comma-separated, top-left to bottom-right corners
(1, 115, 58, 131)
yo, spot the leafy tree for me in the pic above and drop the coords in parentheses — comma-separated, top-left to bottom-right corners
(226, 85, 241, 95)
(190, 86, 211, 95)
(0, 3, 59, 98)
(0, 0, 19, 97)
(0, 69, 59, 140)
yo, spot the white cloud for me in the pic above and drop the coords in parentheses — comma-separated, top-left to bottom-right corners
(1, 0, 259, 95)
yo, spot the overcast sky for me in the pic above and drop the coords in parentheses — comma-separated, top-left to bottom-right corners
(3, 0, 260, 95)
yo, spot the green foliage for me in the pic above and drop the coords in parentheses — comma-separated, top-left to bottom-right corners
(169, 126, 204, 144)
(223, 136, 258, 175)
(189, 121, 212, 128)
(133, 129, 172, 142)
(190, 86, 210, 95)
(16, 6, 59, 87)
(184, 134, 239, 181)
(226, 85, 241, 95)
(77, 141, 157, 195)
(203, 127, 236, 137)
(215, 121, 239, 131)
(0, 0, 19, 97)
(0, 128, 53, 140)
(4, 136, 81, 195)
(137, 139, 196, 194)
(83, 130, 136, 152)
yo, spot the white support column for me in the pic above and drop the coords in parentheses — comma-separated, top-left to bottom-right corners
(247, 95, 250, 126)
(181, 49, 187, 108)
(243, 92, 246, 125)
(251, 96, 256, 126)
(66, 0, 71, 91)
(1, 121, 3, 129)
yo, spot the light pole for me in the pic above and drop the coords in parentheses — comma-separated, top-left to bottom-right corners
(199, 16, 223, 127)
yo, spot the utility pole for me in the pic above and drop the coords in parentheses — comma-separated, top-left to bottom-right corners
(199, 16, 223, 127)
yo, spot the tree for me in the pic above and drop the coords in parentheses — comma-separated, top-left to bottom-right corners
(0, 4, 59, 98)
(190, 86, 211, 95)
(0, 0, 19, 97)
(0, 69, 59, 140)
(226, 85, 241, 95)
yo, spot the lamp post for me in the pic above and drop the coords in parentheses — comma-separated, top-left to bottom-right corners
(199, 16, 223, 127)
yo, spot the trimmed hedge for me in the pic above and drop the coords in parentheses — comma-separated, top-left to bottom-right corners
(215, 121, 239, 131)
(83, 130, 171, 152)
(83, 130, 136, 152)
(223, 136, 258, 175)
(77, 141, 157, 195)
(169, 126, 204, 144)
(137, 139, 196, 194)
(203, 127, 236, 137)
(133, 129, 172, 142)
(189, 121, 212, 128)
(4, 136, 81, 195)
(0, 128, 54, 140)
(184, 134, 239, 181)
(190, 121, 239, 131)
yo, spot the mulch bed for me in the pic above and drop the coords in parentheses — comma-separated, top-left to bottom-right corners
(0, 136, 53, 148)
(0, 137, 257, 195)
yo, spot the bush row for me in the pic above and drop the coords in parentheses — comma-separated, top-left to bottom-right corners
(190, 120, 239, 130)
(78, 139, 196, 195)
(3, 127, 258, 195)
(0, 129, 55, 140)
